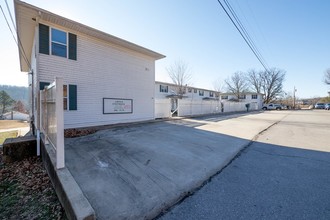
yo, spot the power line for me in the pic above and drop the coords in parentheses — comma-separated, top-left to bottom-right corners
(4, 0, 15, 29)
(0, 3, 31, 70)
(4, 0, 31, 69)
(223, 0, 269, 70)
(216, 0, 270, 72)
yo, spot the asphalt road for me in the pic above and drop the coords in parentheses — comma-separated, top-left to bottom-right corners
(159, 110, 330, 220)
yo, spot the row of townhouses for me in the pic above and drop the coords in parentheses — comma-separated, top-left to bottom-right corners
(155, 82, 263, 118)
(15, 0, 263, 131)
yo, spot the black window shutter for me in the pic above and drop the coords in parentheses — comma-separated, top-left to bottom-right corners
(39, 81, 50, 90)
(69, 84, 77, 110)
(68, 33, 77, 60)
(39, 24, 49, 55)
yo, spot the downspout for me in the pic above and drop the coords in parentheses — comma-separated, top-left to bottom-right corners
(28, 70, 34, 135)
(35, 17, 40, 156)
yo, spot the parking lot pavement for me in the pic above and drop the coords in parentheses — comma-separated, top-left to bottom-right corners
(160, 110, 330, 220)
(64, 111, 288, 219)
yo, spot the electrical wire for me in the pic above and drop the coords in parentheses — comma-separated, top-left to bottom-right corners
(5, 0, 31, 70)
(4, 0, 15, 29)
(0, 3, 31, 70)
(216, 0, 270, 73)
(223, 0, 269, 70)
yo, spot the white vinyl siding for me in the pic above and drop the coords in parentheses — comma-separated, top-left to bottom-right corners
(38, 29, 155, 129)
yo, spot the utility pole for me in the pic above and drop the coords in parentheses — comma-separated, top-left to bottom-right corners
(293, 86, 297, 109)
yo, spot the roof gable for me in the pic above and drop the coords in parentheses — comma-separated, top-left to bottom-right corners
(14, 0, 165, 72)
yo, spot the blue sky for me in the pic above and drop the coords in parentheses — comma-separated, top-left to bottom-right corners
(1, 0, 329, 98)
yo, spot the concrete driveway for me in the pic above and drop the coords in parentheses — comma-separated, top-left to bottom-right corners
(65, 111, 289, 219)
(160, 110, 330, 220)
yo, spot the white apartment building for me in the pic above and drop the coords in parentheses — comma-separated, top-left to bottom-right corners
(15, 0, 165, 130)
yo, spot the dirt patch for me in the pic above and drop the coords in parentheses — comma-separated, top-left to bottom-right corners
(0, 120, 29, 130)
(0, 148, 67, 219)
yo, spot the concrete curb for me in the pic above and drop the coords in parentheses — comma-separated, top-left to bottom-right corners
(41, 140, 95, 220)
(68, 110, 263, 134)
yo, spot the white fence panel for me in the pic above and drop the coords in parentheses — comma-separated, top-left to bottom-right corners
(223, 102, 245, 112)
(178, 99, 220, 117)
(40, 77, 64, 169)
(178, 99, 194, 116)
(223, 101, 259, 112)
(155, 99, 171, 118)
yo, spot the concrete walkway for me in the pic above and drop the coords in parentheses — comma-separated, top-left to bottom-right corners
(64, 111, 289, 219)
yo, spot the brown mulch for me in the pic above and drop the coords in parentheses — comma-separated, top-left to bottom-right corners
(0, 149, 67, 220)
(64, 128, 97, 138)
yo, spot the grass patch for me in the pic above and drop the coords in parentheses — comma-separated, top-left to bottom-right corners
(0, 130, 18, 145)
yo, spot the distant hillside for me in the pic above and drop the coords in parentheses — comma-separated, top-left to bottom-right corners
(0, 85, 28, 104)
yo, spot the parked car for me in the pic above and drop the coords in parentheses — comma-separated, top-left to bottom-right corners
(325, 103, 330, 110)
(262, 103, 283, 110)
(314, 103, 325, 109)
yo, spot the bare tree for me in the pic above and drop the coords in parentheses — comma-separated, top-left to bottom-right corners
(13, 100, 26, 113)
(261, 68, 286, 104)
(324, 69, 330, 85)
(247, 69, 263, 93)
(166, 60, 192, 95)
(213, 78, 225, 93)
(225, 71, 249, 101)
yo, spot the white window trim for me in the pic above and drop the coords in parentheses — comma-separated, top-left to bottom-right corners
(63, 84, 69, 111)
(50, 27, 68, 58)
(160, 85, 168, 93)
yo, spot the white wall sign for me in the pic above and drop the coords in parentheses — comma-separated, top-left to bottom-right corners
(103, 98, 133, 114)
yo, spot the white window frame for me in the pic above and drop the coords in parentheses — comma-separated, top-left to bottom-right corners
(160, 85, 168, 93)
(239, 95, 246, 99)
(63, 85, 68, 111)
(51, 27, 68, 58)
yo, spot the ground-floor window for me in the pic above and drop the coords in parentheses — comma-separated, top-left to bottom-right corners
(239, 95, 246, 99)
(40, 81, 77, 110)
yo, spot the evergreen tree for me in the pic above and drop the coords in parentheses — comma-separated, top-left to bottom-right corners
(0, 90, 15, 114)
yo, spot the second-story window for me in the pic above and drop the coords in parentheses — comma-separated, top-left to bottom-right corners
(199, 90, 204, 96)
(51, 28, 67, 58)
(209, 92, 214, 97)
(39, 24, 77, 60)
(160, 85, 168, 93)
(252, 94, 258, 99)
